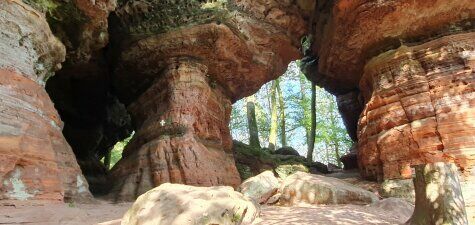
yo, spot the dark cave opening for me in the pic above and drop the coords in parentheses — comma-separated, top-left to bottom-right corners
(45, 57, 133, 196)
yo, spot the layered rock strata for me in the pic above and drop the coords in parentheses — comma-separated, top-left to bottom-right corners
(108, 0, 309, 200)
(0, 0, 92, 201)
(110, 59, 240, 200)
(357, 33, 475, 181)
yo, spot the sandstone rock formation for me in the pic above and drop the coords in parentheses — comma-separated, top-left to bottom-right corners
(238, 171, 280, 204)
(0, 0, 92, 201)
(279, 172, 378, 206)
(0, 4, 473, 222)
(110, 59, 241, 200)
(121, 183, 260, 225)
(380, 179, 415, 203)
(105, 0, 312, 200)
(303, 1, 475, 221)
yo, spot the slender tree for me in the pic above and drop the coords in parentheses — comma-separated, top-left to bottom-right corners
(246, 95, 260, 148)
(307, 82, 317, 161)
(276, 79, 287, 146)
(298, 73, 311, 147)
(268, 81, 278, 151)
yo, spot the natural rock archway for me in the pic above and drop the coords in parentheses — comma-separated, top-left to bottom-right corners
(106, 0, 311, 200)
(0, 3, 474, 223)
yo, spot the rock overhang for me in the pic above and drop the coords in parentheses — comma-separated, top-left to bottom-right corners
(311, 0, 475, 92)
(109, 0, 309, 103)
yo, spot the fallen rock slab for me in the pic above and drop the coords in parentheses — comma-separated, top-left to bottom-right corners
(121, 183, 260, 225)
(238, 171, 280, 204)
(279, 172, 378, 205)
(370, 198, 414, 220)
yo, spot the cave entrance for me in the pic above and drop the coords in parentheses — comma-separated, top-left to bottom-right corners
(45, 65, 134, 196)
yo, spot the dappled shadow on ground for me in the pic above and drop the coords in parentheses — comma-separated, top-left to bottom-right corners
(0, 200, 131, 225)
(253, 204, 410, 225)
(1, 200, 412, 225)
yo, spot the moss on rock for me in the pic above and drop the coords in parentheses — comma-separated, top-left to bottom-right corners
(233, 141, 328, 180)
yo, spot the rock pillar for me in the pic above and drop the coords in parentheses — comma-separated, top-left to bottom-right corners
(0, 0, 92, 201)
(110, 58, 241, 201)
(357, 32, 475, 222)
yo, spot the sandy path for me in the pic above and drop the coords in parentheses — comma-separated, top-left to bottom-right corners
(1, 200, 412, 225)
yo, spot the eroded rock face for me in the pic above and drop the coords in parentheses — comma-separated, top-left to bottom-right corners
(238, 171, 280, 204)
(110, 59, 241, 200)
(24, 0, 117, 64)
(357, 33, 475, 181)
(121, 183, 260, 225)
(107, 0, 309, 199)
(0, 0, 92, 201)
(304, 1, 475, 221)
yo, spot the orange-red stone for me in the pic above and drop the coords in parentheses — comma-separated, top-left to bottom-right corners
(357, 32, 475, 181)
(110, 59, 241, 200)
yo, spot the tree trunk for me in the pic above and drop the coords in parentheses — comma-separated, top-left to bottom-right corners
(104, 149, 111, 170)
(307, 82, 316, 161)
(334, 143, 341, 167)
(276, 79, 287, 146)
(246, 95, 260, 148)
(268, 81, 278, 151)
(406, 162, 468, 225)
(298, 74, 311, 149)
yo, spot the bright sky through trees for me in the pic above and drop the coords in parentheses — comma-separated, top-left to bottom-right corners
(230, 61, 353, 165)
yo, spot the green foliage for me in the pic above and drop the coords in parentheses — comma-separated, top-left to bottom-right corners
(233, 141, 323, 180)
(275, 164, 309, 179)
(107, 132, 134, 168)
(230, 61, 353, 166)
(236, 163, 253, 181)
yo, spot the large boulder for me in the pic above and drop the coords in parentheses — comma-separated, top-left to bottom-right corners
(279, 172, 378, 205)
(121, 183, 260, 225)
(370, 198, 414, 223)
(274, 146, 300, 156)
(238, 171, 280, 204)
(233, 141, 328, 181)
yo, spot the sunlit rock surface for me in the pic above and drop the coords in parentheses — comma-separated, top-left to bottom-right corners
(279, 171, 378, 206)
(238, 171, 280, 204)
(109, 59, 241, 200)
(107, 0, 310, 200)
(121, 183, 259, 225)
(303, 1, 475, 221)
(0, 0, 92, 201)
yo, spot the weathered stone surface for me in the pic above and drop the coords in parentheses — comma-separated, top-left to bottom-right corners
(238, 171, 280, 204)
(380, 179, 415, 203)
(233, 141, 328, 181)
(24, 0, 117, 64)
(336, 91, 363, 141)
(110, 0, 307, 103)
(312, 0, 475, 91)
(121, 183, 260, 225)
(0, 0, 92, 201)
(0, 0, 65, 84)
(357, 33, 475, 181)
(279, 172, 378, 206)
(340, 143, 358, 170)
(370, 198, 414, 221)
(110, 59, 241, 201)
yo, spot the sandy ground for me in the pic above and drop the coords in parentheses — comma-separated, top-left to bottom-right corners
(0, 200, 411, 225)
